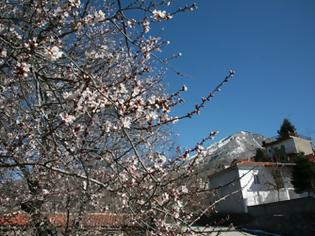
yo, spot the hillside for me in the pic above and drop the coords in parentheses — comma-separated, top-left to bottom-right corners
(196, 131, 268, 177)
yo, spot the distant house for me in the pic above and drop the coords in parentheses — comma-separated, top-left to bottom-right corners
(208, 161, 308, 214)
(262, 135, 313, 161)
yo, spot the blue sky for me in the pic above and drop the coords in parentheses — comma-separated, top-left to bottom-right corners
(154, 0, 315, 148)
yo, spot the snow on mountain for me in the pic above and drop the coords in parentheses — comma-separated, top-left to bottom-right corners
(198, 131, 267, 174)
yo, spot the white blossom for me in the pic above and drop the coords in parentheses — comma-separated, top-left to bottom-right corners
(45, 46, 63, 61)
(146, 111, 158, 120)
(94, 10, 106, 21)
(127, 19, 136, 28)
(60, 113, 76, 124)
(17, 62, 30, 77)
(42, 189, 50, 195)
(160, 192, 169, 204)
(119, 83, 128, 94)
(180, 185, 189, 194)
(172, 116, 179, 124)
(104, 121, 112, 133)
(121, 117, 132, 128)
(142, 18, 150, 33)
(0, 48, 7, 57)
(152, 10, 173, 21)
(148, 95, 156, 105)
(69, 0, 80, 7)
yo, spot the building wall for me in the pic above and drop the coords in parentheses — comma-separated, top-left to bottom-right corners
(208, 167, 245, 213)
(208, 163, 309, 214)
(238, 165, 306, 208)
(291, 136, 313, 155)
(265, 136, 313, 159)
(265, 139, 296, 158)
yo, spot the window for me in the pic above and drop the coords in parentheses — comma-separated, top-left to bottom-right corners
(253, 174, 260, 184)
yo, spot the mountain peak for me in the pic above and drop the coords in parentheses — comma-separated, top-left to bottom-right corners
(201, 131, 267, 173)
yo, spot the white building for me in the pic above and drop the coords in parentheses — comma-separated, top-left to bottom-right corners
(208, 161, 308, 213)
(263, 135, 313, 161)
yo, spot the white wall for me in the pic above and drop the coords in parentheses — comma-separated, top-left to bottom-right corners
(265, 139, 296, 158)
(265, 136, 313, 159)
(292, 136, 313, 155)
(208, 167, 245, 213)
(238, 165, 305, 207)
(208, 164, 308, 214)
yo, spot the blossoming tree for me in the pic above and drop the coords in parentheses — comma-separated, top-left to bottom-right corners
(0, 0, 234, 235)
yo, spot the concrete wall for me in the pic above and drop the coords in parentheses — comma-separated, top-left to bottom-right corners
(248, 197, 315, 217)
(208, 167, 245, 213)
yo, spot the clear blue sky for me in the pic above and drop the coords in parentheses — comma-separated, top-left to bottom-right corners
(151, 0, 315, 149)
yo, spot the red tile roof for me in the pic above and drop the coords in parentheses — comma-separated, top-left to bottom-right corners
(49, 213, 131, 228)
(208, 160, 295, 178)
(0, 212, 29, 226)
(0, 212, 132, 228)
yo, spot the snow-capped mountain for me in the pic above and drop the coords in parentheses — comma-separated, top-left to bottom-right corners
(198, 131, 268, 174)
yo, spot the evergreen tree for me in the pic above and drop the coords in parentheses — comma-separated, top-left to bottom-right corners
(291, 155, 315, 195)
(254, 148, 266, 162)
(277, 118, 297, 139)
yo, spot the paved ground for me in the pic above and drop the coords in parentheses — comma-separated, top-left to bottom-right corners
(186, 226, 282, 236)
(183, 226, 254, 235)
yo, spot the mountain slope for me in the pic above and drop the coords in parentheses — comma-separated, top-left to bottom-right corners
(199, 131, 267, 174)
